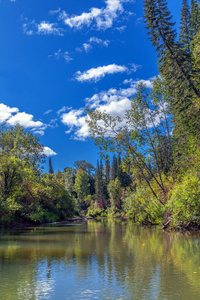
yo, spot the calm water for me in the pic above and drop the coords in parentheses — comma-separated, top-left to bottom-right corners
(0, 220, 200, 300)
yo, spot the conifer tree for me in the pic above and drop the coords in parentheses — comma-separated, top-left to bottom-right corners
(105, 155, 110, 186)
(111, 154, 117, 181)
(191, 0, 199, 37)
(116, 154, 124, 186)
(49, 157, 54, 174)
(144, 0, 200, 99)
(144, 0, 200, 138)
(179, 0, 191, 52)
(95, 160, 104, 205)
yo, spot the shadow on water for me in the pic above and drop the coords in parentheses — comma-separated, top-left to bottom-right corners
(0, 220, 200, 299)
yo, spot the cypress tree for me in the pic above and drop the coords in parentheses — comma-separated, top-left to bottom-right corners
(49, 157, 54, 174)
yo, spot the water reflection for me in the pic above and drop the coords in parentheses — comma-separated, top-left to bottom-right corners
(0, 220, 200, 299)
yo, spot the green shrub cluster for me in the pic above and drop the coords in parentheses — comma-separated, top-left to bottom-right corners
(167, 172, 200, 228)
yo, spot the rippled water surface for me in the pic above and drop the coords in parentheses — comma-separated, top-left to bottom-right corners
(1, 220, 200, 299)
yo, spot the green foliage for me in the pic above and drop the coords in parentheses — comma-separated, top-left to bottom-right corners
(0, 126, 74, 226)
(63, 167, 74, 194)
(86, 205, 105, 218)
(179, 0, 191, 52)
(107, 178, 122, 212)
(144, 0, 200, 138)
(123, 186, 164, 224)
(167, 172, 200, 228)
(73, 169, 90, 210)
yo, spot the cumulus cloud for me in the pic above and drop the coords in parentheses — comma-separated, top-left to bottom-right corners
(0, 103, 50, 135)
(59, 77, 155, 140)
(59, 0, 133, 31)
(0, 103, 19, 123)
(61, 108, 89, 141)
(74, 63, 138, 83)
(43, 147, 57, 157)
(7, 112, 43, 128)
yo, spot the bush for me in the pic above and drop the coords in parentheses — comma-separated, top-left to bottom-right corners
(167, 172, 200, 228)
(123, 186, 164, 224)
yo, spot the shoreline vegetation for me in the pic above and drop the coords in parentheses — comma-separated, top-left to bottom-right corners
(0, 0, 200, 231)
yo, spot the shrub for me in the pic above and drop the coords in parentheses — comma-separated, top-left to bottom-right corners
(123, 186, 164, 224)
(167, 172, 200, 228)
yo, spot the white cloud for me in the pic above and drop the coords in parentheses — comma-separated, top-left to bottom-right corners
(89, 36, 110, 47)
(37, 21, 64, 36)
(0, 103, 49, 135)
(23, 0, 134, 38)
(44, 109, 52, 115)
(78, 37, 110, 54)
(74, 64, 131, 83)
(23, 20, 64, 36)
(63, 8, 102, 29)
(0, 103, 19, 123)
(83, 43, 93, 53)
(49, 49, 73, 62)
(43, 147, 57, 157)
(59, 77, 154, 140)
(123, 78, 154, 89)
(57, 106, 72, 115)
(115, 25, 127, 32)
(61, 109, 89, 141)
(7, 112, 43, 128)
(59, 0, 133, 31)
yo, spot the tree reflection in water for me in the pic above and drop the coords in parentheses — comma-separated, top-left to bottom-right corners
(0, 220, 200, 299)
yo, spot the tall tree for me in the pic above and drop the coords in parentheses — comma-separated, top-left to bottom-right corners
(144, 0, 200, 138)
(49, 157, 54, 174)
(63, 167, 74, 194)
(86, 80, 173, 203)
(191, 0, 199, 37)
(74, 160, 95, 176)
(0, 125, 45, 199)
(111, 154, 117, 181)
(105, 155, 110, 186)
(116, 154, 123, 186)
(73, 169, 90, 210)
(179, 0, 191, 52)
(95, 160, 105, 206)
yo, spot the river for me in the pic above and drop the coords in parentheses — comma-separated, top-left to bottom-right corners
(0, 220, 200, 299)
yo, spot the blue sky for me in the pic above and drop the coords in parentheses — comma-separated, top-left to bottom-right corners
(0, 0, 182, 172)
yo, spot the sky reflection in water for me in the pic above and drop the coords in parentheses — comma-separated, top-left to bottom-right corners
(0, 220, 200, 299)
